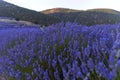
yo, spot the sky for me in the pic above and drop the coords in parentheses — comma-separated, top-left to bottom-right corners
(3, 0, 120, 11)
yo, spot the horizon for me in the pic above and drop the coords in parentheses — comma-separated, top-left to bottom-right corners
(3, 0, 120, 12)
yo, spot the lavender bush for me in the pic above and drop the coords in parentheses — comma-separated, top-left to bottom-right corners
(0, 22, 120, 80)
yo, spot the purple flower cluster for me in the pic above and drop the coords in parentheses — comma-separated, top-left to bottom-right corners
(0, 23, 120, 80)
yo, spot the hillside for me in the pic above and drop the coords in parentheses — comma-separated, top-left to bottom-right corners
(41, 8, 120, 26)
(1, 0, 120, 27)
(42, 8, 80, 14)
(0, 1, 60, 26)
(87, 8, 120, 14)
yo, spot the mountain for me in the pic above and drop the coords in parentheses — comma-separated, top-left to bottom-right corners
(41, 8, 80, 14)
(1, 0, 120, 27)
(0, 1, 60, 26)
(87, 8, 120, 14)
(41, 8, 120, 26)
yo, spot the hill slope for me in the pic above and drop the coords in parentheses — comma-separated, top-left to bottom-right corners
(42, 8, 80, 14)
(0, 1, 60, 26)
(41, 8, 120, 26)
(87, 8, 120, 14)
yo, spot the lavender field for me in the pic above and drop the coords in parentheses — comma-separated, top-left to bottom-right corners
(0, 22, 120, 80)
